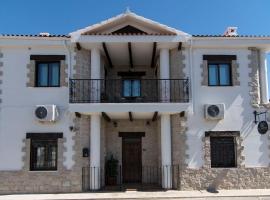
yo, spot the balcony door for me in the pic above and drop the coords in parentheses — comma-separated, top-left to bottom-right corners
(122, 135, 142, 183)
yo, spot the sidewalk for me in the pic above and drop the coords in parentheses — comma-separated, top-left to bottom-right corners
(1, 189, 270, 200)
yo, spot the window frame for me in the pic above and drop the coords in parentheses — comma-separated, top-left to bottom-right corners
(30, 138, 58, 171)
(122, 78, 142, 98)
(208, 62, 232, 87)
(210, 136, 237, 168)
(35, 61, 61, 87)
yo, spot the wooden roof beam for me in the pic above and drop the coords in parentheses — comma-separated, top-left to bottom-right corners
(102, 112, 111, 122)
(129, 112, 133, 122)
(151, 42, 157, 68)
(102, 42, 114, 68)
(152, 111, 158, 122)
(128, 42, 134, 68)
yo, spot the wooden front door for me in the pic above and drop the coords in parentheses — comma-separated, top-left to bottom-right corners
(122, 136, 142, 183)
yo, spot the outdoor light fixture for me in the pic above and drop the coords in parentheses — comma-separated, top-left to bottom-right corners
(179, 111, 185, 118)
(82, 148, 89, 157)
(75, 112, 81, 118)
(69, 126, 79, 132)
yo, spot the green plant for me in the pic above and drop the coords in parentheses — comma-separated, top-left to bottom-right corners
(106, 155, 119, 177)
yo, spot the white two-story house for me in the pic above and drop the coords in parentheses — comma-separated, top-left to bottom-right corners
(1, 10, 270, 194)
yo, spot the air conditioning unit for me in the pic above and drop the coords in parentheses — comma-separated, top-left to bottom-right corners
(35, 105, 59, 122)
(204, 104, 225, 120)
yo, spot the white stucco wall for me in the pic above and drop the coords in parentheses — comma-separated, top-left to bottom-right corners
(0, 39, 269, 171)
(0, 46, 75, 170)
(186, 48, 269, 168)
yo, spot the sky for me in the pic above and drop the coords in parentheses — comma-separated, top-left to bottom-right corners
(1, 0, 270, 94)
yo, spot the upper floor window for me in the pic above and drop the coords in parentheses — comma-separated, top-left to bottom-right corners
(210, 136, 236, 168)
(36, 62, 60, 87)
(30, 55, 65, 87)
(208, 63, 231, 86)
(123, 79, 141, 97)
(203, 55, 236, 87)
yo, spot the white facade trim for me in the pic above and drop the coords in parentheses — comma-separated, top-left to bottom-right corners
(69, 103, 191, 115)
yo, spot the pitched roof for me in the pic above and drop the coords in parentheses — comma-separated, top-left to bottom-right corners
(70, 10, 190, 37)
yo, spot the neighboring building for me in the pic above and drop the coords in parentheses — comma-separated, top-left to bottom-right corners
(0, 10, 270, 194)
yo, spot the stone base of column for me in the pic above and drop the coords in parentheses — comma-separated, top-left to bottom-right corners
(89, 166, 101, 190)
(162, 165, 172, 189)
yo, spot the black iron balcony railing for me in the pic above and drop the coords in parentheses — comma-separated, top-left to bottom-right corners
(69, 79, 189, 103)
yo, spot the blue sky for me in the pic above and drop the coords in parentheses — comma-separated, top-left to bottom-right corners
(1, 0, 270, 95)
(1, 0, 270, 35)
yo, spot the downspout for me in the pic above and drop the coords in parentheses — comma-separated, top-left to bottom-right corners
(63, 40, 72, 79)
(63, 39, 72, 113)
(188, 38, 195, 114)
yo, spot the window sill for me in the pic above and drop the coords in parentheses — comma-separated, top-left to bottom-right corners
(210, 167, 237, 169)
(29, 170, 58, 172)
(207, 85, 234, 87)
(34, 86, 61, 88)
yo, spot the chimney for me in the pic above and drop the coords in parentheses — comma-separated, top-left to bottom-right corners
(223, 27, 238, 36)
(39, 32, 50, 37)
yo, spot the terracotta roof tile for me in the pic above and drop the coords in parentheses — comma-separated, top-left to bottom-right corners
(192, 34, 270, 38)
(0, 34, 70, 38)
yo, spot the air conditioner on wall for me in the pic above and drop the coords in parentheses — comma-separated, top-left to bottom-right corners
(35, 105, 59, 122)
(204, 104, 225, 120)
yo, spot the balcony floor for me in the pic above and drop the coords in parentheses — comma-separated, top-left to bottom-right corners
(69, 102, 191, 116)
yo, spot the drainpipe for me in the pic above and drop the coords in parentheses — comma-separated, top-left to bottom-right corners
(63, 40, 73, 107)
(188, 39, 195, 114)
(63, 40, 72, 80)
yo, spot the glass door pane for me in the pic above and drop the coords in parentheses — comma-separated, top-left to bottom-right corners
(123, 80, 132, 97)
(132, 80, 141, 97)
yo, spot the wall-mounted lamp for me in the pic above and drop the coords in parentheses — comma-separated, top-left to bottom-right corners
(75, 112, 81, 118)
(69, 126, 79, 132)
(82, 148, 89, 157)
(179, 111, 185, 118)
(113, 121, 118, 127)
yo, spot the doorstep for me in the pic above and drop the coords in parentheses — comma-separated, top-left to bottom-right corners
(1, 189, 270, 200)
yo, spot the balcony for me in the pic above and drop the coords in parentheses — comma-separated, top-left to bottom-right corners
(69, 79, 189, 103)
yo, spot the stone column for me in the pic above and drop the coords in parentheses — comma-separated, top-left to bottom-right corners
(160, 48, 170, 102)
(90, 113, 101, 190)
(260, 50, 269, 104)
(91, 47, 101, 102)
(160, 114, 172, 189)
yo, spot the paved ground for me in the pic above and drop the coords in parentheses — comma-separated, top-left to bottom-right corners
(2, 189, 270, 200)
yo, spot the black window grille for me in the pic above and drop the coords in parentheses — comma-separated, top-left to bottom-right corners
(210, 136, 236, 168)
(30, 139, 58, 171)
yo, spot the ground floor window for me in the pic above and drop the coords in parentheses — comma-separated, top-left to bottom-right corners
(26, 132, 62, 171)
(30, 139, 58, 171)
(210, 136, 236, 168)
